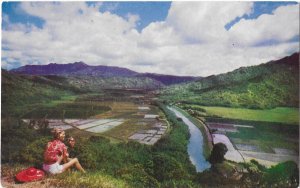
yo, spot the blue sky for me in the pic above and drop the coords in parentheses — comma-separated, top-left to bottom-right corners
(2, 2, 172, 31)
(3, 2, 297, 32)
(225, 1, 298, 30)
(2, 2, 299, 76)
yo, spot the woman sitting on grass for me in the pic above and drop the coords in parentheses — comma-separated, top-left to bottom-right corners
(43, 128, 86, 174)
(66, 136, 77, 159)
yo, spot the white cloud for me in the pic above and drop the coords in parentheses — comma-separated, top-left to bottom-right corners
(228, 4, 299, 46)
(138, 21, 182, 48)
(166, 2, 253, 43)
(2, 2, 299, 76)
(3, 2, 139, 67)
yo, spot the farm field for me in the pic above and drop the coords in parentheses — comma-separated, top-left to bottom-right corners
(20, 91, 168, 144)
(177, 104, 299, 167)
(22, 102, 111, 119)
(187, 105, 299, 125)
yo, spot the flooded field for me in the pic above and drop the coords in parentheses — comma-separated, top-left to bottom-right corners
(205, 120, 299, 167)
(235, 144, 262, 152)
(85, 120, 124, 133)
(23, 119, 73, 130)
(129, 122, 168, 145)
(212, 133, 244, 163)
(207, 122, 238, 133)
(21, 90, 168, 144)
(68, 119, 124, 130)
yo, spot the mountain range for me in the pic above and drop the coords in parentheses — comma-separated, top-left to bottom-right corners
(3, 52, 299, 114)
(10, 62, 197, 86)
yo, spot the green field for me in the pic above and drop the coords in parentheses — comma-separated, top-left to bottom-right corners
(195, 106, 299, 125)
(22, 102, 111, 119)
(178, 104, 299, 153)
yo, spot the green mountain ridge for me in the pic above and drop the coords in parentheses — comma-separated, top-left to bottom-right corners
(1, 70, 163, 117)
(2, 52, 299, 117)
(64, 75, 163, 91)
(160, 52, 299, 109)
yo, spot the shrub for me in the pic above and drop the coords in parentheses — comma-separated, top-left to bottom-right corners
(116, 164, 159, 187)
(1, 118, 43, 164)
(263, 161, 299, 187)
(209, 143, 228, 164)
(153, 153, 189, 181)
(19, 137, 50, 166)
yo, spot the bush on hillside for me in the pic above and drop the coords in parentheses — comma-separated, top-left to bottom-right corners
(153, 153, 189, 181)
(116, 164, 159, 187)
(1, 118, 43, 164)
(19, 137, 49, 166)
(262, 161, 299, 187)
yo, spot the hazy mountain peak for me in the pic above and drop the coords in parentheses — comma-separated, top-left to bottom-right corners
(10, 62, 197, 85)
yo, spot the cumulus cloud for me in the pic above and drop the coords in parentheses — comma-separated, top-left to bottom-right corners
(166, 1, 253, 43)
(228, 4, 299, 46)
(3, 2, 139, 68)
(2, 2, 299, 76)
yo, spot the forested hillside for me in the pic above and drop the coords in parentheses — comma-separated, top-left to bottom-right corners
(160, 53, 299, 109)
(1, 70, 77, 117)
(2, 71, 162, 117)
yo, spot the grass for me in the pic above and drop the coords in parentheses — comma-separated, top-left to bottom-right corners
(44, 94, 78, 107)
(54, 171, 129, 188)
(103, 119, 147, 141)
(22, 102, 111, 119)
(196, 105, 299, 125)
(1, 163, 129, 188)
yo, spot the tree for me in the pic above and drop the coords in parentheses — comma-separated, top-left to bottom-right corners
(209, 143, 228, 164)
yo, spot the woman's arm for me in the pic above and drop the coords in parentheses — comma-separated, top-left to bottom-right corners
(62, 145, 69, 164)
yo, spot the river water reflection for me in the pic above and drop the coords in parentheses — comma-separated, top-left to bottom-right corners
(168, 106, 211, 172)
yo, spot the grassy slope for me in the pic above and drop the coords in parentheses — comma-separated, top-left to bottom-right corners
(160, 53, 299, 109)
(2, 102, 197, 187)
(2, 70, 77, 117)
(1, 163, 129, 188)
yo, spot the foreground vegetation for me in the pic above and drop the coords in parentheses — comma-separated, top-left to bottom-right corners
(1, 101, 197, 187)
(2, 101, 299, 187)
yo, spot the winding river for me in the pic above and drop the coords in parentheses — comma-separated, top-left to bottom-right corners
(168, 106, 211, 172)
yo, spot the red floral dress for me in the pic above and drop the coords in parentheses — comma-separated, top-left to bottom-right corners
(44, 139, 69, 165)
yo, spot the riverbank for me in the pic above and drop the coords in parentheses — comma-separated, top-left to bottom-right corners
(167, 106, 211, 172)
(171, 106, 213, 159)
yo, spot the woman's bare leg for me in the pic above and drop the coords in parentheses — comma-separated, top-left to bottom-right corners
(62, 158, 85, 173)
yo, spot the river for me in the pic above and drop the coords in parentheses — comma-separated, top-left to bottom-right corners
(168, 106, 211, 172)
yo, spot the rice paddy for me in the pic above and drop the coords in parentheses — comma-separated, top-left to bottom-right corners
(178, 103, 299, 167)
(21, 91, 168, 144)
(85, 120, 125, 133)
